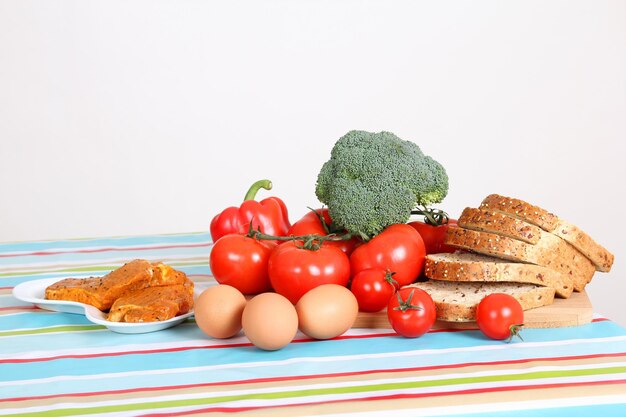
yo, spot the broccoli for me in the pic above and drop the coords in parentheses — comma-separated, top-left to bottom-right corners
(315, 130, 449, 240)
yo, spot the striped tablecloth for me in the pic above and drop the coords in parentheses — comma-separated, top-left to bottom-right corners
(1, 232, 626, 416)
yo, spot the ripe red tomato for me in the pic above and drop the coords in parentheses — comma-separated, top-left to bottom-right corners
(287, 208, 360, 255)
(408, 219, 458, 254)
(288, 209, 332, 236)
(476, 293, 524, 341)
(209, 235, 276, 295)
(268, 241, 351, 304)
(350, 269, 398, 312)
(350, 224, 426, 287)
(387, 287, 436, 338)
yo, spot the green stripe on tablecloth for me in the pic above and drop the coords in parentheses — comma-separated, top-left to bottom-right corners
(8, 365, 626, 416)
(0, 325, 106, 337)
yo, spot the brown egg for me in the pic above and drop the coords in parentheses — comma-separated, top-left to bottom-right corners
(296, 284, 358, 340)
(194, 284, 247, 339)
(242, 292, 298, 350)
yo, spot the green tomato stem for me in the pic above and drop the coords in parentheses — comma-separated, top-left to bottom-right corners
(411, 206, 450, 226)
(246, 227, 353, 251)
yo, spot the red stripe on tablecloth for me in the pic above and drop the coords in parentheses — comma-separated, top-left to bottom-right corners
(0, 306, 38, 312)
(139, 378, 626, 416)
(0, 242, 212, 258)
(0, 318, 611, 364)
(0, 332, 397, 364)
(4, 352, 626, 404)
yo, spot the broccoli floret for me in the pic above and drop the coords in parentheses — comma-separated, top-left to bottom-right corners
(315, 130, 448, 239)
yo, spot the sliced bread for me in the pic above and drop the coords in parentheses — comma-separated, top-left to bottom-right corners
(424, 252, 573, 298)
(457, 207, 596, 288)
(408, 280, 555, 322)
(480, 194, 614, 272)
(458, 207, 543, 245)
(444, 226, 592, 292)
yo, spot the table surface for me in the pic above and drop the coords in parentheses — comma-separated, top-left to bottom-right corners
(1, 232, 625, 417)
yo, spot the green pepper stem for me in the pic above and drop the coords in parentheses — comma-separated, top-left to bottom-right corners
(243, 179, 273, 201)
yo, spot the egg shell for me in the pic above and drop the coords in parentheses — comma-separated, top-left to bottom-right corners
(242, 292, 298, 351)
(296, 284, 359, 340)
(194, 285, 247, 339)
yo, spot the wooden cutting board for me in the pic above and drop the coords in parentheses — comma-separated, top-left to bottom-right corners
(353, 291, 593, 330)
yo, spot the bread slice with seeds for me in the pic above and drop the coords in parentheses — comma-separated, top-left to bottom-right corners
(444, 227, 593, 292)
(456, 207, 596, 289)
(458, 207, 543, 245)
(408, 280, 555, 322)
(424, 252, 573, 298)
(480, 194, 614, 272)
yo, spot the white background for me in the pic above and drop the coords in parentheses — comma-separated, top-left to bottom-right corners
(1, 1, 625, 324)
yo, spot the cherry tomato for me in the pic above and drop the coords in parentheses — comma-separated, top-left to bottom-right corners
(209, 235, 276, 295)
(268, 241, 351, 304)
(387, 287, 436, 338)
(350, 269, 398, 312)
(476, 293, 524, 341)
(350, 224, 426, 287)
(408, 219, 458, 254)
(287, 208, 360, 255)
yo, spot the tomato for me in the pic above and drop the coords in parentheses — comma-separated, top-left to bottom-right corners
(408, 219, 458, 254)
(350, 269, 398, 312)
(209, 235, 276, 295)
(386, 287, 436, 338)
(350, 224, 426, 287)
(268, 241, 351, 304)
(475, 293, 524, 341)
(288, 209, 332, 236)
(287, 208, 360, 255)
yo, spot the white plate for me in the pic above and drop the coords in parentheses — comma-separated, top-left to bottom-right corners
(12, 278, 195, 334)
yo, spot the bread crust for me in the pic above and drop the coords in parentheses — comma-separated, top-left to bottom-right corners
(480, 194, 559, 230)
(424, 252, 572, 298)
(459, 207, 542, 244)
(480, 194, 613, 272)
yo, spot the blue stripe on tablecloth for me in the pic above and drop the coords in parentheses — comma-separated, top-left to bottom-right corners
(0, 232, 211, 255)
(457, 402, 626, 417)
(0, 311, 93, 331)
(2, 321, 626, 398)
(2, 317, 623, 359)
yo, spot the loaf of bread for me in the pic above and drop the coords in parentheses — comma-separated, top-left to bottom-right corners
(408, 194, 611, 323)
(480, 194, 614, 272)
(408, 280, 555, 322)
(424, 252, 573, 298)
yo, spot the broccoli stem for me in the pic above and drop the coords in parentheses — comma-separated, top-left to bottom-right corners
(243, 179, 273, 201)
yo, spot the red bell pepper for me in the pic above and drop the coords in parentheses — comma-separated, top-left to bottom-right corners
(210, 179, 291, 242)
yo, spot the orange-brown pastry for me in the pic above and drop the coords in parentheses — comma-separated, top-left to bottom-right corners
(45, 260, 188, 311)
(107, 280, 194, 322)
